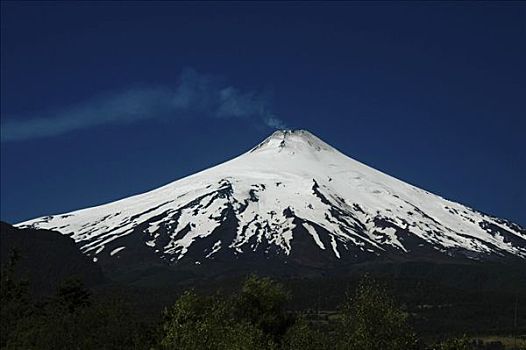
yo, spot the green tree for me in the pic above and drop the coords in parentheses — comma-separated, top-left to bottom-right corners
(3, 272, 152, 350)
(5, 295, 153, 350)
(282, 316, 329, 350)
(160, 290, 266, 350)
(335, 275, 417, 350)
(235, 275, 294, 345)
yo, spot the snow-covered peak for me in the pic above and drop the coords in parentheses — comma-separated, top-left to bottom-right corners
(250, 129, 334, 154)
(17, 130, 526, 267)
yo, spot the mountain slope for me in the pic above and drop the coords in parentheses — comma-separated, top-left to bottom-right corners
(0, 222, 104, 295)
(17, 130, 526, 272)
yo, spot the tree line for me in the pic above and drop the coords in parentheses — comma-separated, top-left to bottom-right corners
(0, 251, 518, 350)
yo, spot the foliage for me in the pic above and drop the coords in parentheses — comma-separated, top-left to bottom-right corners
(446, 336, 472, 350)
(160, 290, 266, 350)
(425, 336, 508, 350)
(335, 275, 417, 350)
(0, 253, 154, 350)
(429, 336, 473, 350)
(160, 276, 302, 349)
(55, 278, 92, 312)
(4, 293, 153, 349)
(160, 275, 417, 350)
(235, 275, 294, 344)
(3, 255, 509, 350)
(0, 249, 33, 348)
(282, 316, 329, 350)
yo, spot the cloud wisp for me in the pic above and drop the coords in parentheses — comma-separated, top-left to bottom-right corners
(1, 68, 287, 142)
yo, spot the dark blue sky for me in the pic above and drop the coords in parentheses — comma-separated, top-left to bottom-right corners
(1, 2, 525, 225)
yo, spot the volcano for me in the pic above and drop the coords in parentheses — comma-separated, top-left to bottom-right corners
(17, 130, 526, 277)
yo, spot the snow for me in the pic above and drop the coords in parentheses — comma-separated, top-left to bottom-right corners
(330, 235, 341, 258)
(110, 246, 126, 256)
(16, 130, 526, 261)
(206, 240, 222, 258)
(302, 223, 325, 250)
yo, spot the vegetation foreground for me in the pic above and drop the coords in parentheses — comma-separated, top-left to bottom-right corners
(1, 252, 524, 350)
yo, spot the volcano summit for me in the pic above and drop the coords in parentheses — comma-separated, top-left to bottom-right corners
(17, 130, 526, 276)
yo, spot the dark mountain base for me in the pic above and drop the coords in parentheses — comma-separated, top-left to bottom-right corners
(0, 222, 104, 296)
